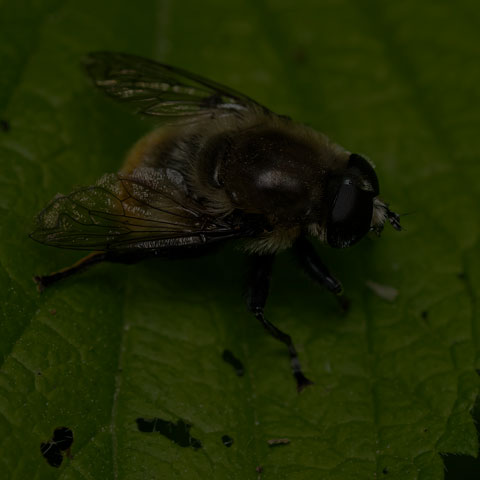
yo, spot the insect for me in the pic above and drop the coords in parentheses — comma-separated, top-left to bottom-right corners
(31, 52, 401, 391)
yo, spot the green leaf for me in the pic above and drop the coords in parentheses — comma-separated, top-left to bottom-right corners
(1, 1, 480, 479)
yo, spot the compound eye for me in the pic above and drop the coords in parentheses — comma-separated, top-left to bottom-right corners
(348, 153, 379, 196)
(326, 179, 374, 248)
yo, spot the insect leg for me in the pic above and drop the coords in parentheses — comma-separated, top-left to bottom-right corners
(246, 254, 313, 392)
(293, 236, 349, 310)
(34, 252, 107, 292)
(33, 242, 219, 292)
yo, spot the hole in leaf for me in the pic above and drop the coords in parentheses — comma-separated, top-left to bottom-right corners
(136, 417, 202, 449)
(222, 349, 244, 376)
(442, 394, 480, 478)
(40, 427, 73, 468)
(52, 427, 74, 450)
(40, 442, 63, 468)
(222, 434, 233, 447)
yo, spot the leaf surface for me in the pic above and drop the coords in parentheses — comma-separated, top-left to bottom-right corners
(1, 1, 480, 479)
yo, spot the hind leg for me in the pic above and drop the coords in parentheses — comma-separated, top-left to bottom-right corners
(34, 252, 107, 292)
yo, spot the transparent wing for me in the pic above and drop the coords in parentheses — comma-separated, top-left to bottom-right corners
(84, 52, 270, 121)
(31, 168, 246, 253)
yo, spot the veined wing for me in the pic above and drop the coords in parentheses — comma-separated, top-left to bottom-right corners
(31, 167, 247, 253)
(84, 52, 270, 121)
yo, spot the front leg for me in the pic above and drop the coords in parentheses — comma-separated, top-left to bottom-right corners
(245, 254, 313, 392)
(293, 236, 349, 311)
